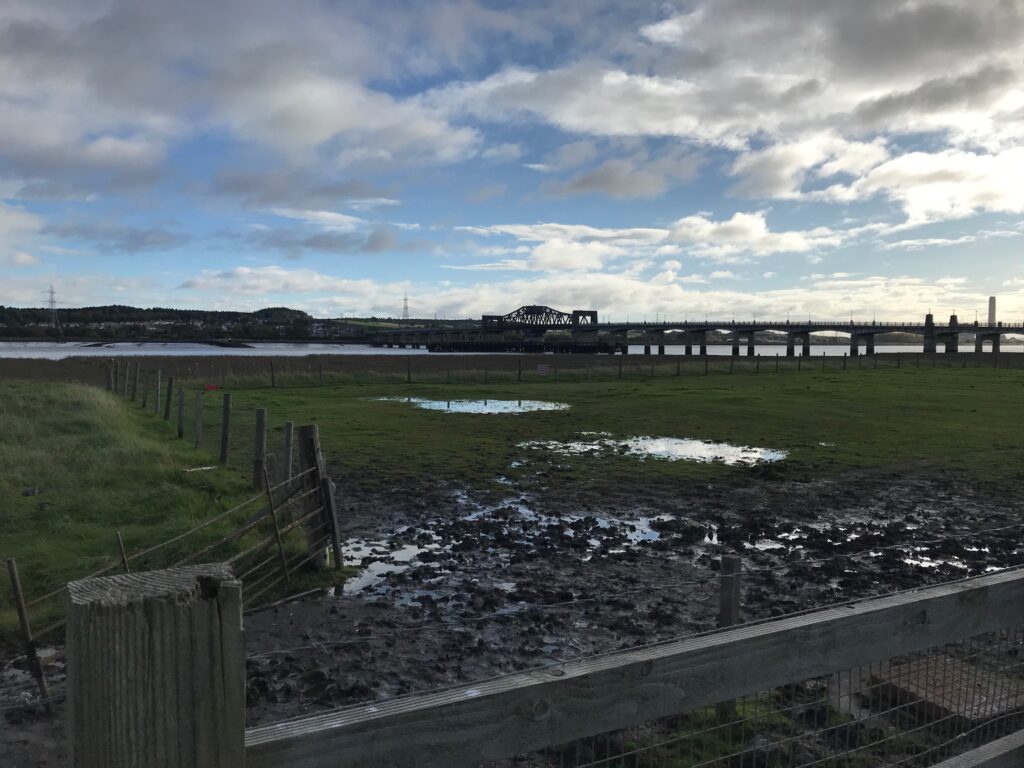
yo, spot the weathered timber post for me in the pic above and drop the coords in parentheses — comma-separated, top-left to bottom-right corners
(843, 354, 847, 371)
(776, 354, 779, 372)
(253, 408, 267, 489)
(518, 358, 522, 382)
(821, 352, 826, 370)
(618, 356, 623, 379)
(131, 364, 140, 402)
(321, 475, 344, 570)
(194, 391, 203, 449)
(66, 565, 244, 768)
(715, 555, 742, 721)
(797, 356, 802, 372)
(154, 370, 162, 415)
(729, 357, 734, 374)
(219, 393, 232, 465)
(176, 387, 185, 438)
(123, 361, 131, 397)
(163, 376, 174, 421)
(270, 360, 276, 388)
(676, 357, 681, 376)
(141, 372, 150, 409)
(282, 421, 294, 483)
(6, 558, 51, 708)
(113, 360, 120, 395)
(755, 356, 760, 373)
(897, 353, 901, 369)
(704, 356, 709, 376)
(318, 363, 324, 386)
(297, 425, 330, 569)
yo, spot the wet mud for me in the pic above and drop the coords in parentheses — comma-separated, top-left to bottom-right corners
(5, 465, 1023, 765)
(242, 466, 1024, 726)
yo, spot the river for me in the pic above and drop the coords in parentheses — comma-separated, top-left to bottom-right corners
(0, 341, 1021, 359)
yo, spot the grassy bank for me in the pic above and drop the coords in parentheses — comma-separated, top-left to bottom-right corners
(0, 382, 254, 639)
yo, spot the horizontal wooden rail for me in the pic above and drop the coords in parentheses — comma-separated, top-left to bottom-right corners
(930, 729, 1024, 768)
(245, 568, 1024, 768)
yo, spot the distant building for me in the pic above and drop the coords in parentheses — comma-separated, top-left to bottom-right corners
(988, 296, 996, 325)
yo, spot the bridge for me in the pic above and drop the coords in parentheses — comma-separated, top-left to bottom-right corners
(371, 307, 1024, 355)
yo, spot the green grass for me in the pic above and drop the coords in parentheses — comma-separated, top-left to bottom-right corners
(0, 382, 255, 639)
(202, 366, 1024, 496)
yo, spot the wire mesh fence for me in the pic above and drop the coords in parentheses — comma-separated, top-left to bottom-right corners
(482, 626, 1024, 768)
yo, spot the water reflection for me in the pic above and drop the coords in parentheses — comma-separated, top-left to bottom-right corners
(519, 434, 786, 465)
(371, 397, 570, 414)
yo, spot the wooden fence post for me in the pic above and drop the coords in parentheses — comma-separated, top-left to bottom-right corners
(104, 363, 112, 391)
(113, 360, 120, 394)
(253, 408, 267, 489)
(123, 361, 131, 397)
(297, 425, 328, 569)
(716, 555, 742, 721)
(177, 387, 185, 438)
(320, 476, 344, 571)
(518, 358, 522, 382)
(131, 364, 140, 402)
(141, 372, 150, 409)
(704, 356, 709, 375)
(318, 364, 324, 386)
(154, 370, 162, 415)
(163, 376, 174, 421)
(194, 391, 203, 449)
(270, 360, 276, 388)
(66, 565, 244, 768)
(282, 421, 294, 483)
(5, 558, 51, 709)
(618, 356, 623, 379)
(219, 393, 231, 465)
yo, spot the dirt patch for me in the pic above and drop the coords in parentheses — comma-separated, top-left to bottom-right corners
(5, 467, 1023, 763)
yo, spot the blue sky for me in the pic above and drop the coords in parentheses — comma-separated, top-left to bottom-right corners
(1, 0, 1023, 320)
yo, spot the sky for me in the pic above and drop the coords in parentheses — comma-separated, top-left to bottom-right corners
(1, 0, 1024, 322)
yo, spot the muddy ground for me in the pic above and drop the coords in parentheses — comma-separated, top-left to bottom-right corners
(4, 466, 1024, 766)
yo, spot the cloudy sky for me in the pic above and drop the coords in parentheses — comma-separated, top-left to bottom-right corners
(2, 0, 1024, 320)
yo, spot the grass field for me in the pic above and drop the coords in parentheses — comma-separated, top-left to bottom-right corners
(203, 365, 1024, 494)
(3, 363, 1023, 641)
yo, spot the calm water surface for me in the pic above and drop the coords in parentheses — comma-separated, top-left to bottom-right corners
(1, 341, 1021, 359)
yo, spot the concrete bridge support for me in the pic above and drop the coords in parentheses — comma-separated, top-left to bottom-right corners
(692, 330, 708, 356)
(849, 333, 876, 356)
(975, 330, 1002, 353)
(786, 332, 810, 357)
(942, 314, 960, 353)
(684, 332, 693, 356)
(730, 331, 757, 356)
(923, 313, 937, 354)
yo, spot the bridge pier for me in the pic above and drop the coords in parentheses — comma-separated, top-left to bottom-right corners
(923, 313, 937, 354)
(786, 331, 810, 356)
(747, 332, 756, 357)
(684, 331, 693, 356)
(943, 314, 960, 353)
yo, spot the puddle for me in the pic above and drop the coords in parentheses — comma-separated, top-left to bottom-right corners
(520, 435, 786, 465)
(370, 397, 569, 414)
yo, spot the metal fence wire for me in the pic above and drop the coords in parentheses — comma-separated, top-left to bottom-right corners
(485, 626, 1024, 768)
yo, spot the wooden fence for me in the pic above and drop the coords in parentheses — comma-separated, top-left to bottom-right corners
(61, 565, 1024, 767)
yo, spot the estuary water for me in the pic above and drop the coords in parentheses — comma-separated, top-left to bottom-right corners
(0, 341, 1021, 360)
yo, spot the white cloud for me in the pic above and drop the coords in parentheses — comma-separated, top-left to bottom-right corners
(270, 208, 366, 232)
(670, 211, 844, 260)
(820, 148, 1024, 224)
